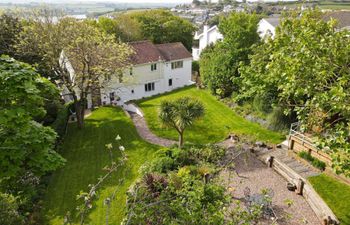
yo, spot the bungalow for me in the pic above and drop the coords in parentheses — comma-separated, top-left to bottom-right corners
(192, 25, 223, 61)
(61, 40, 193, 108)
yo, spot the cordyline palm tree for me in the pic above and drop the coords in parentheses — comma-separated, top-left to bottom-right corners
(159, 97, 205, 148)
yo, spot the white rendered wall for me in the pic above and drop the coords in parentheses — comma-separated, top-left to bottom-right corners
(100, 58, 192, 105)
(257, 19, 276, 39)
(193, 25, 223, 60)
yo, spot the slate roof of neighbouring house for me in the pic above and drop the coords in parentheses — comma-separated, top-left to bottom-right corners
(264, 16, 281, 28)
(323, 11, 350, 30)
(128, 40, 192, 64)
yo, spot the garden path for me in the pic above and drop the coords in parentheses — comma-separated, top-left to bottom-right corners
(128, 111, 176, 147)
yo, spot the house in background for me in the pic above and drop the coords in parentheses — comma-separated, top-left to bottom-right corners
(257, 15, 281, 39)
(61, 40, 193, 108)
(192, 25, 223, 61)
(258, 11, 350, 40)
(102, 41, 193, 105)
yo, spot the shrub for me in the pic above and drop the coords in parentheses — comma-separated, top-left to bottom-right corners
(267, 107, 291, 131)
(50, 102, 72, 139)
(252, 94, 273, 114)
(298, 151, 326, 171)
(0, 193, 24, 225)
(192, 60, 200, 73)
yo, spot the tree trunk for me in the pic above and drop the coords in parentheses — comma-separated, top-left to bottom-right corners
(178, 131, 184, 148)
(75, 100, 85, 129)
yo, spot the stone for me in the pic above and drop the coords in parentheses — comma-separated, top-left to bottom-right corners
(255, 141, 266, 147)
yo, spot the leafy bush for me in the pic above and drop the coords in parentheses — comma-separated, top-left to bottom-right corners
(311, 159, 326, 171)
(252, 94, 273, 114)
(50, 102, 72, 139)
(0, 193, 24, 225)
(129, 144, 266, 224)
(192, 60, 200, 73)
(298, 151, 326, 171)
(267, 107, 291, 131)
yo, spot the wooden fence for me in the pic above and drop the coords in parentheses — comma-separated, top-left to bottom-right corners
(288, 122, 332, 166)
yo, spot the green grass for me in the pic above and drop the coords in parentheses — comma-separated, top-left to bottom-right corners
(42, 107, 160, 224)
(138, 86, 284, 144)
(309, 174, 350, 224)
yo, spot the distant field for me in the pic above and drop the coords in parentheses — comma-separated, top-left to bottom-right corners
(318, 1, 350, 10)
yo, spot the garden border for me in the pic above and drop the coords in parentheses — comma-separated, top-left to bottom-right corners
(260, 155, 339, 225)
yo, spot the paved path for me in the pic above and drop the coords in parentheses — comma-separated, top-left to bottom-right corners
(127, 111, 176, 147)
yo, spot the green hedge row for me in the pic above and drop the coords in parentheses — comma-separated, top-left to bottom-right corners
(298, 151, 326, 171)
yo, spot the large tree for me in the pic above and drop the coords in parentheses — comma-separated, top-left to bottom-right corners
(200, 12, 260, 98)
(62, 20, 133, 128)
(159, 97, 204, 147)
(239, 10, 350, 176)
(99, 10, 195, 50)
(16, 10, 132, 129)
(0, 55, 65, 181)
(0, 13, 22, 57)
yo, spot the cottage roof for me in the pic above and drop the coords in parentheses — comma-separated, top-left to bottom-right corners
(156, 42, 192, 62)
(129, 41, 163, 65)
(128, 40, 191, 64)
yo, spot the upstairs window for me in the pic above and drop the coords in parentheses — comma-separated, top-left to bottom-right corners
(151, 63, 157, 71)
(145, 82, 155, 92)
(171, 61, 183, 69)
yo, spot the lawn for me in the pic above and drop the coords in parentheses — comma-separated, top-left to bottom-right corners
(41, 107, 160, 224)
(137, 86, 284, 144)
(309, 174, 350, 224)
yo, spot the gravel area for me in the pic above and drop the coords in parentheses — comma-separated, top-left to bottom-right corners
(221, 152, 320, 225)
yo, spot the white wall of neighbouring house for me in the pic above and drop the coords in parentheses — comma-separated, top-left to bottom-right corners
(100, 58, 193, 105)
(257, 19, 276, 39)
(192, 25, 223, 61)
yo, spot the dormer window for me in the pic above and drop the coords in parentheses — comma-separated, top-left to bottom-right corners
(151, 63, 157, 71)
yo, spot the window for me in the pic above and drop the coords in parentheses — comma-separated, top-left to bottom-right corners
(171, 61, 183, 69)
(168, 79, 172, 86)
(145, 82, 155, 92)
(129, 68, 133, 76)
(109, 92, 115, 102)
(151, 63, 157, 71)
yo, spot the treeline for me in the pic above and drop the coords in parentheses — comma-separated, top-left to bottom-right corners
(93, 10, 195, 50)
(199, 10, 350, 177)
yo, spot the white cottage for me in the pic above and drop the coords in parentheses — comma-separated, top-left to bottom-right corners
(100, 41, 193, 106)
(192, 25, 223, 61)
